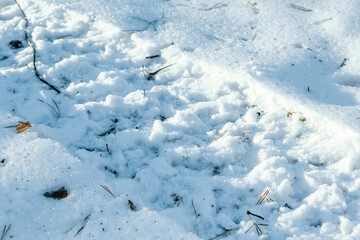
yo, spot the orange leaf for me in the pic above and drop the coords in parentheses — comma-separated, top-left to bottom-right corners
(16, 121, 32, 133)
(128, 200, 137, 211)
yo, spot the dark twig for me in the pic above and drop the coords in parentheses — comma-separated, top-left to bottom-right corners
(100, 185, 116, 198)
(314, 18, 332, 25)
(128, 16, 158, 32)
(146, 54, 161, 59)
(14, 0, 61, 93)
(246, 210, 264, 220)
(245, 211, 268, 236)
(204, 2, 228, 11)
(338, 58, 347, 69)
(289, 4, 312, 12)
(142, 64, 174, 80)
(1, 224, 11, 240)
(208, 227, 240, 240)
(37, 98, 60, 117)
(74, 214, 91, 237)
(98, 127, 115, 137)
(192, 199, 199, 217)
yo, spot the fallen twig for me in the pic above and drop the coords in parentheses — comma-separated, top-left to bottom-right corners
(74, 214, 91, 237)
(98, 127, 115, 137)
(314, 18, 332, 25)
(245, 211, 268, 236)
(146, 54, 161, 59)
(14, 0, 61, 93)
(208, 227, 240, 240)
(338, 58, 347, 69)
(37, 98, 60, 117)
(126, 16, 158, 32)
(289, 4, 312, 12)
(192, 199, 199, 217)
(1, 225, 11, 240)
(204, 2, 228, 11)
(142, 64, 174, 80)
(65, 214, 91, 237)
(100, 185, 116, 198)
(246, 210, 264, 220)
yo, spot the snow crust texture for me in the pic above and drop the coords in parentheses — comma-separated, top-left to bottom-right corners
(1, 0, 360, 239)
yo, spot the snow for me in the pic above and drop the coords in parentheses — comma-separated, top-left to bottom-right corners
(1, 0, 360, 239)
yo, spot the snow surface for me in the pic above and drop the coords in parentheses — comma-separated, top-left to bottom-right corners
(1, 0, 360, 239)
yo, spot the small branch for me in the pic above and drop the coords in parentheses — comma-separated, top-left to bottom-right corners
(192, 199, 199, 217)
(338, 58, 347, 69)
(208, 227, 240, 240)
(128, 16, 158, 31)
(145, 54, 161, 59)
(14, 0, 61, 94)
(289, 4, 312, 12)
(245, 211, 268, 236)
(314, 18, 332, 25)
(246, 210, 264, 220)
(98, 127, 115, 137)
(74, 214, 91, 237)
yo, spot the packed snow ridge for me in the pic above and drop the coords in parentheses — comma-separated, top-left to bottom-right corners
(1, 0, 360, 239)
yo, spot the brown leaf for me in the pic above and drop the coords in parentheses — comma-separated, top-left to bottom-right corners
(16, 121, 32, 133)
(128, 200, 136, 211)
(43, 187, 69, 200)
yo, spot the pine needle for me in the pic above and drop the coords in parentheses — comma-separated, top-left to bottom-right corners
(1, 225, 11, 240)
(100, 185, 116, 198)
(37, 99, 60, 117)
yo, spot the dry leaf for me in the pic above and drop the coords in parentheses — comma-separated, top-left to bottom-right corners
(287, 112, 292, 117)
(43, 187, 69, 200)
(128, 200, 137, 211)
(16, 121, 32, 133)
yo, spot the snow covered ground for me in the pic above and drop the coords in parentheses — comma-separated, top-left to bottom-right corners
(1, 0, 360, 239)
